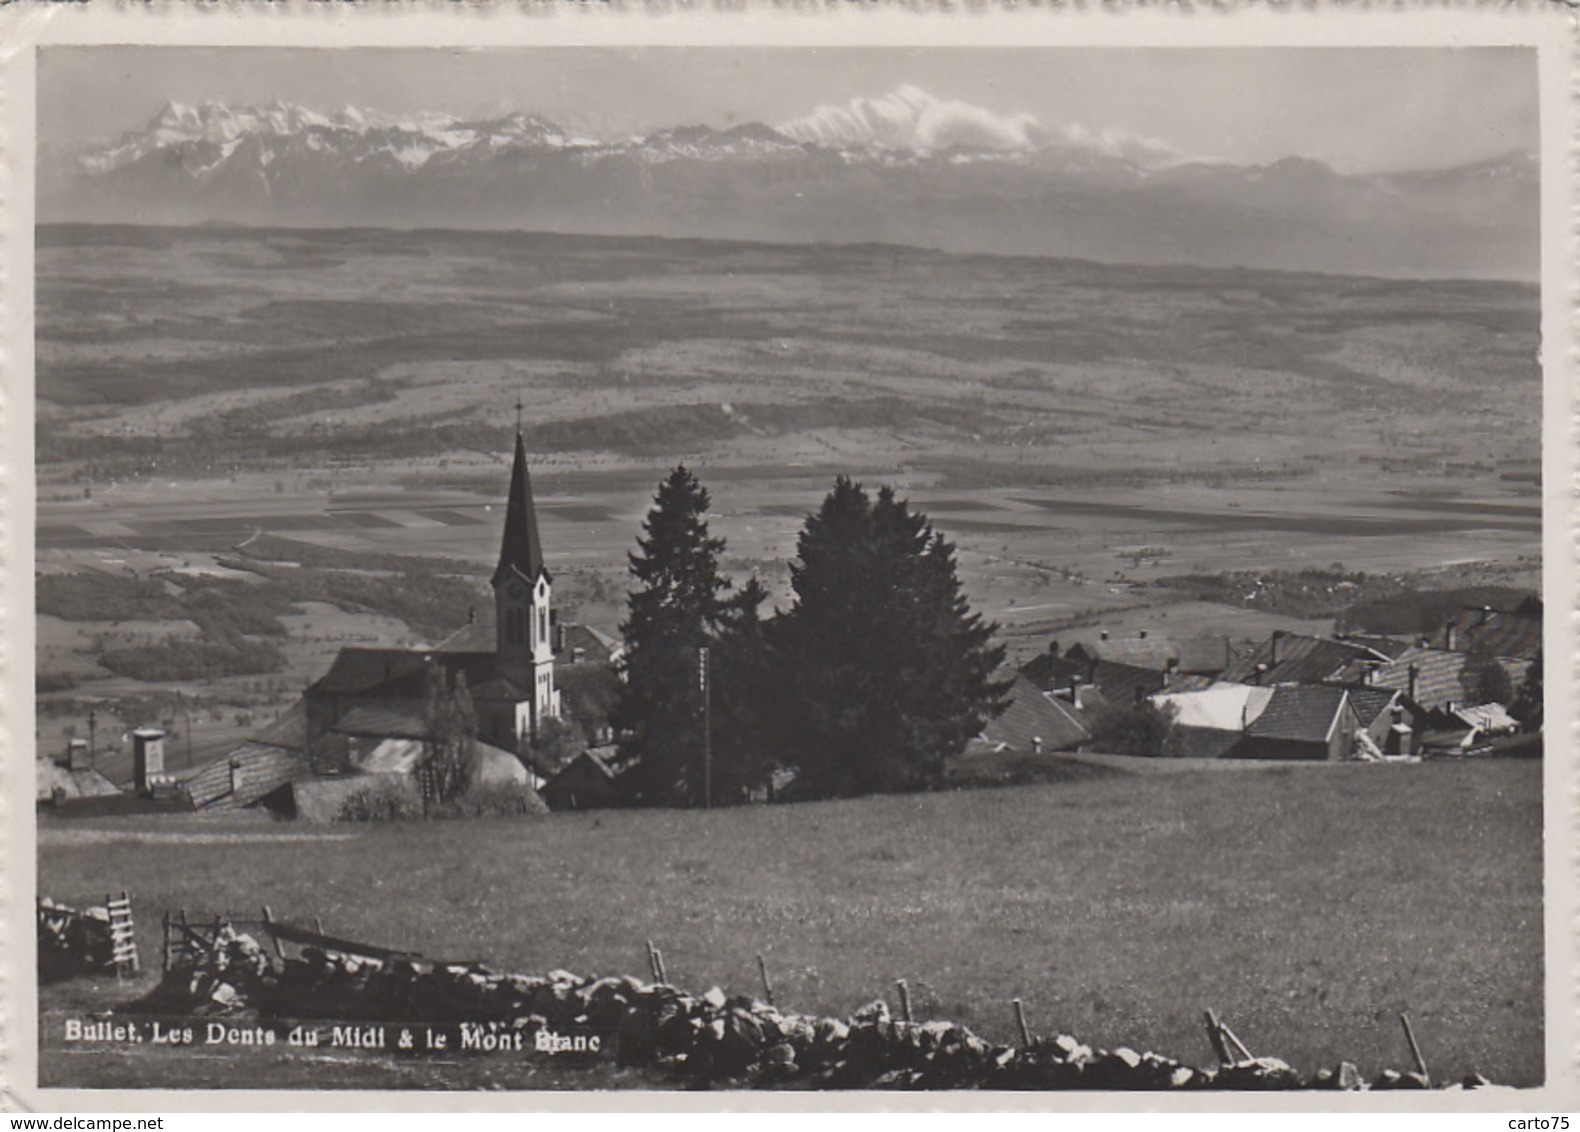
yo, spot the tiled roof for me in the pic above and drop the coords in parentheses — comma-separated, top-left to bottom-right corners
(1428, 607, 1542, 660)
(1345, 686, 1402, 729)
(981, 675, 1090, 752)
(1454, 703, 1520, 733)
(1221, 634, 1386, 686)
(36, 760, 121, 802)
(186, 743, 313, 812)
(1245, 686, 1351, 743)
(1362, 646, 1531, 713)
(252, 700, 310, 750)
(1072, 636, 1233, 674)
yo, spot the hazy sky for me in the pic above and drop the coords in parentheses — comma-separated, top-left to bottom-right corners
(41, 46, 1536, 174)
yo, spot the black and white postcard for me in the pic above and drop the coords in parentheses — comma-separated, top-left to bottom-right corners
(5, 3, 1575, 1112)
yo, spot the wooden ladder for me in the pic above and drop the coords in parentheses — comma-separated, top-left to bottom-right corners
(106, 892, 138, 979)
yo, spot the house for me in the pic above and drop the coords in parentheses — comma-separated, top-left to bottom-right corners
(977, 674, 1091, 754)
(542, 748, 624, 812)
(1151, 684, 1275, 760)
(304, 423, 561, 751)
(1020, 644, 1206, 707)
(36, 740, 121, 806)
(1065, 633, 1233, 677)
(1428, 604, 1541, 660)
(1343, 645, 1531, 716)
(1236, 685, 1359, 761)
(1220, 632, 1391, 687)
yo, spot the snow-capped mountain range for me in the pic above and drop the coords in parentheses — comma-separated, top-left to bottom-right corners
(41, 88, 1538, 279)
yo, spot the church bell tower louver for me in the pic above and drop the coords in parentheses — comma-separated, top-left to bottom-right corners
(492, 406, 558, 740)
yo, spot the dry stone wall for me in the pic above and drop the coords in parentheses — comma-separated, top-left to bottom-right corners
(126, 923, 1503, 1092)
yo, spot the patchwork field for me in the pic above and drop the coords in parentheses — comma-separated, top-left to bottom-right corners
(33, 225, 1543, 763)
(37, 759, 1543, 1090)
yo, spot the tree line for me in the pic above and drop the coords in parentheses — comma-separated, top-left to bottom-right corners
(611, 467, 1011, 807)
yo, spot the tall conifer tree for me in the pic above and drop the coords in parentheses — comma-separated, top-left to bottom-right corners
(776, 478, 1009, 797)
(614, 466, 731, 806)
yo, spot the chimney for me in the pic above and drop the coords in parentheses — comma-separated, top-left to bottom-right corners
(1479, 605, 1493, 626)
(1069, 673, 1083, 702)
(1100, 629, 1109, 642)
(66, 738, 90, 772)
(1048, 639, 1060, 658)
(1445, 618, 1457, 651)
(554, 623, 567, 653)
(132, 728, 166, 797)
(1139, 629, 1148, 640)
(1253, 662, 1268, 686)
(229, 757, 243, 797)
(468, 606, 476, 626)
(1407, 663, 1419, 703)
(1031, 736, 1043, 755)
(1270, 629, 1287, 668)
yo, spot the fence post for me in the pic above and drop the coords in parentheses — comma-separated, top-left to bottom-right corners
(1012, 998, 1033, 1049)
(756, 953, 775, 1006)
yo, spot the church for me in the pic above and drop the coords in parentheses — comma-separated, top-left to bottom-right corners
(304, 424, 562, 751)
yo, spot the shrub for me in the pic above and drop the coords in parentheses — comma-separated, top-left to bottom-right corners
(1086, 696, 1184, 758)
(428, 781, 549, 820)
(336, 777, 424, 822)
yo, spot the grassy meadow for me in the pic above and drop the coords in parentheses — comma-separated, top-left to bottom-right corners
(38, 759, 1543, 1090)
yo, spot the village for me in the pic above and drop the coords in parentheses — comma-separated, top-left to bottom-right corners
(35, 423, 1545, 824)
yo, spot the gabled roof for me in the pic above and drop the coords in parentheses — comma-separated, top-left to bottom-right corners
(1429, 606, 1542, 660)
(1245, 685, 1352, 744)
(1346, 686, 1403, 729)
(1361, 645, 1531, 713)
(1221, 634, 1386, 686)
(1020, 652, 1168, 704)
(186, 743, 313, 812)
(1454, 703, 1520, 733)
(36, 760, 121, 802)
(981, 675, 1090, 752)
(492, 429, 547, 588)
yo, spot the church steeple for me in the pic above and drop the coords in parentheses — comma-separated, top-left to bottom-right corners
(491, 405, 559, 740)
(492, 412, 547, 588)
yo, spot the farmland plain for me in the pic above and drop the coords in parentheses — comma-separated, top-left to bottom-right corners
(37, 759, 1543, 1089)
(34, 224, 1542, 767)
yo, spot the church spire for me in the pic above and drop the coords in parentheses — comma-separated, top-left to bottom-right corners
(492, 420, 546, 587)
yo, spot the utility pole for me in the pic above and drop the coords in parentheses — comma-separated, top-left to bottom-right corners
(698, 646, 711, 810)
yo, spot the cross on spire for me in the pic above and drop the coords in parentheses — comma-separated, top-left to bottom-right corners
(515, 394, 523, 437)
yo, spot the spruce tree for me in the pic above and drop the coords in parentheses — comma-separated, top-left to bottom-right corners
(613, 466, 731, 806)
(708, 576, 777, 804)
(777, 478, 1010, 798)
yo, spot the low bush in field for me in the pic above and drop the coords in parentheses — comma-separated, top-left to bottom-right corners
(336, 778, 425, 822)
(428, 781, 549, 819)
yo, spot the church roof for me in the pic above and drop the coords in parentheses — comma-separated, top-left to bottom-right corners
(310, 647, 530, 702)
(492, 429, 547, 588)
